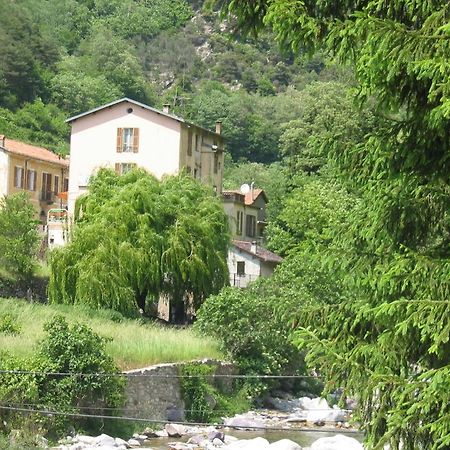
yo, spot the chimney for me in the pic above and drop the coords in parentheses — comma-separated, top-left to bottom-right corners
(251, 241, 257, 254)
(215, 120, 222, 135)
(0, 135, 5, 148)
(162, 104, 171, 114)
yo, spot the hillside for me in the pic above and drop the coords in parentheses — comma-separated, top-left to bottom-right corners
(0, 0, 352, 162)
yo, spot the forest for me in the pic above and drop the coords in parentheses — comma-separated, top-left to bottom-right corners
(0, 0, 449, 449)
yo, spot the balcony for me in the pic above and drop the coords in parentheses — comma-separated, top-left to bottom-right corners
(229, 273, 259, 288)
(40, 191, 54, 204)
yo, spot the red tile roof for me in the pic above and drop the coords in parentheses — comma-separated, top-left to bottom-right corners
(0, 137, 69, 166)
(222, 188, 268, 205)
(232, 240, 283, 263)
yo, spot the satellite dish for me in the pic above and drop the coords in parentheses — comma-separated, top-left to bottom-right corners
(240, 183, 250, 194)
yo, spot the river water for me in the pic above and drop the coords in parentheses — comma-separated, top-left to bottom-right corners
(145, 428, 363, 449)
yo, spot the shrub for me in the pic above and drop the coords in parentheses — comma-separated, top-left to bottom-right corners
(179, 363, 251, 423)
(0, 316, 125, 439)
(0, 193, 40, 280)
(195, 285, 306, 399)
(0, 314, 21, 335)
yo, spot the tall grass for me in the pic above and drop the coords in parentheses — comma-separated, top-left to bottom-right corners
(0, 298, 223, 370)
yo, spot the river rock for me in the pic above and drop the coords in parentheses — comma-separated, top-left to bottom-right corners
(310, 434, 363, 450)
(224, 437, 270, 449)
(95, 434, 116, 446)
(166, 423, 188, 437)
(208, 430, 225, 442)
(115, 437, 129, 447)
(223, 415, 266, 429)
(268, 439, 302, 450)
(128, 438, 141, 446)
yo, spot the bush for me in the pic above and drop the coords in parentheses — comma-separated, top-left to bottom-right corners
(0, 314, 21, 335)
(179, 363, 251, 423)
(0, 316, 124, 439)
(0, 193, 40, 280)
(195, 285, 306, 398)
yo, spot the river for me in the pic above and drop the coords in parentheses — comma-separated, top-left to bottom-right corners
(145, 428, 363, 449)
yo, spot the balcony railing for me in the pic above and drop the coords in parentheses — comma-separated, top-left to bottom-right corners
(230, 273, 259, 288)
(40, 191, 54, 203)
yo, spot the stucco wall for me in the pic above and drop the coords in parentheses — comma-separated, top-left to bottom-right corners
(68, 102, 182, 213)
(124, 360, 236, 421)
(228, 246, 261, 288)
(179, 124, 224, 194)
(6, 153, 68, 222)
(0, 150, 8, 197)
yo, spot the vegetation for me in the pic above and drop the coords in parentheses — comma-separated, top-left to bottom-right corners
(0, 193, 40, 280)
(224, 0, 450, 448)
(0, 316, 124, 439)
(49, 169, 229, 322)
(0, 297, 222, 370)
(180, 362, 251, 423)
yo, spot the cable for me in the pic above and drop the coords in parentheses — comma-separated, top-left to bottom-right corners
(0, 405, 358, 434)
(0, 370, 321, 379)
(3, 402, 353, 414)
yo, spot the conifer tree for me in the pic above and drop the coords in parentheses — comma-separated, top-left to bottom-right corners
(223, 1, 450, 447)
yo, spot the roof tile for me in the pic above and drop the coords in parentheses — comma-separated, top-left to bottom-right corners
(1, 138, 69, 166)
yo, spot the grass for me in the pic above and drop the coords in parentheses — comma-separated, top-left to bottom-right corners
(0, 297, 223, 370)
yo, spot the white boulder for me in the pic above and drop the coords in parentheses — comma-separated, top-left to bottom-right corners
(268, 439, 302, 450)
(310, 434, 363, 450)
(224, 437, 270, 450)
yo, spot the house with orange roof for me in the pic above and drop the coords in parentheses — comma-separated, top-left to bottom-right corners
(222, 185, 282, 287)
(0, 135, 69, 225)
(222, 186, 268, 241)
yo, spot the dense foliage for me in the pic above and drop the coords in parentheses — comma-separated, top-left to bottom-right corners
(0, 193, 40, 279)
(0, 0, 355, 162)
(0, 316, 124, 439)
(49, 169, 229, 322)
(224, 0, 450, 448)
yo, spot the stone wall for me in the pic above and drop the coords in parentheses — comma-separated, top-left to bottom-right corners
(0, 276, 48, 302)
(124, 359, 236, 422)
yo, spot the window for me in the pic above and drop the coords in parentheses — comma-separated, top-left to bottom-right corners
(26, 169, 36, 191)
(236, 211, 243, 235)
(195, 134, 200, 152)
(54, 175, 59, 194)
(245, 214, 256, 238)
(237, 261, 245, 276)
(187, 130, 193, 156)
(63, 178, 69, 192)
(117, 128, 139, 153)
(115, 163, 137, 175)
(214, 153, 219, 174)
(14, 166, 24, 188)
(41, 173, 52, 201)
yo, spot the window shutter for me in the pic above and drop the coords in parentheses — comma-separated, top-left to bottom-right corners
(117, 128, 123, 153)
(132, 128, 139, 153)
(14, 167, 18, 187)
(115, 163, 121, 174)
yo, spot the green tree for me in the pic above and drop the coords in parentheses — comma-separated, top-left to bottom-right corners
(225, 1, 450, 448)
(0, 193, 40, 280)
(49, 169, 229, 322)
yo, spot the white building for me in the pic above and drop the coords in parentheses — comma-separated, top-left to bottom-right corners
(228, 240, 282, 288)
(66, 98, 224, 214)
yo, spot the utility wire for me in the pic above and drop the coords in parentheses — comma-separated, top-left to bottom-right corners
(0, 405, 358, 434)
(3, 402, 353, 413)
(0, 370, 321, 379)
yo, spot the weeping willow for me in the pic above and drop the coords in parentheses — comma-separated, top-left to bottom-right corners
(224, 0, 450, 448)
(49, 169, 230, 320)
